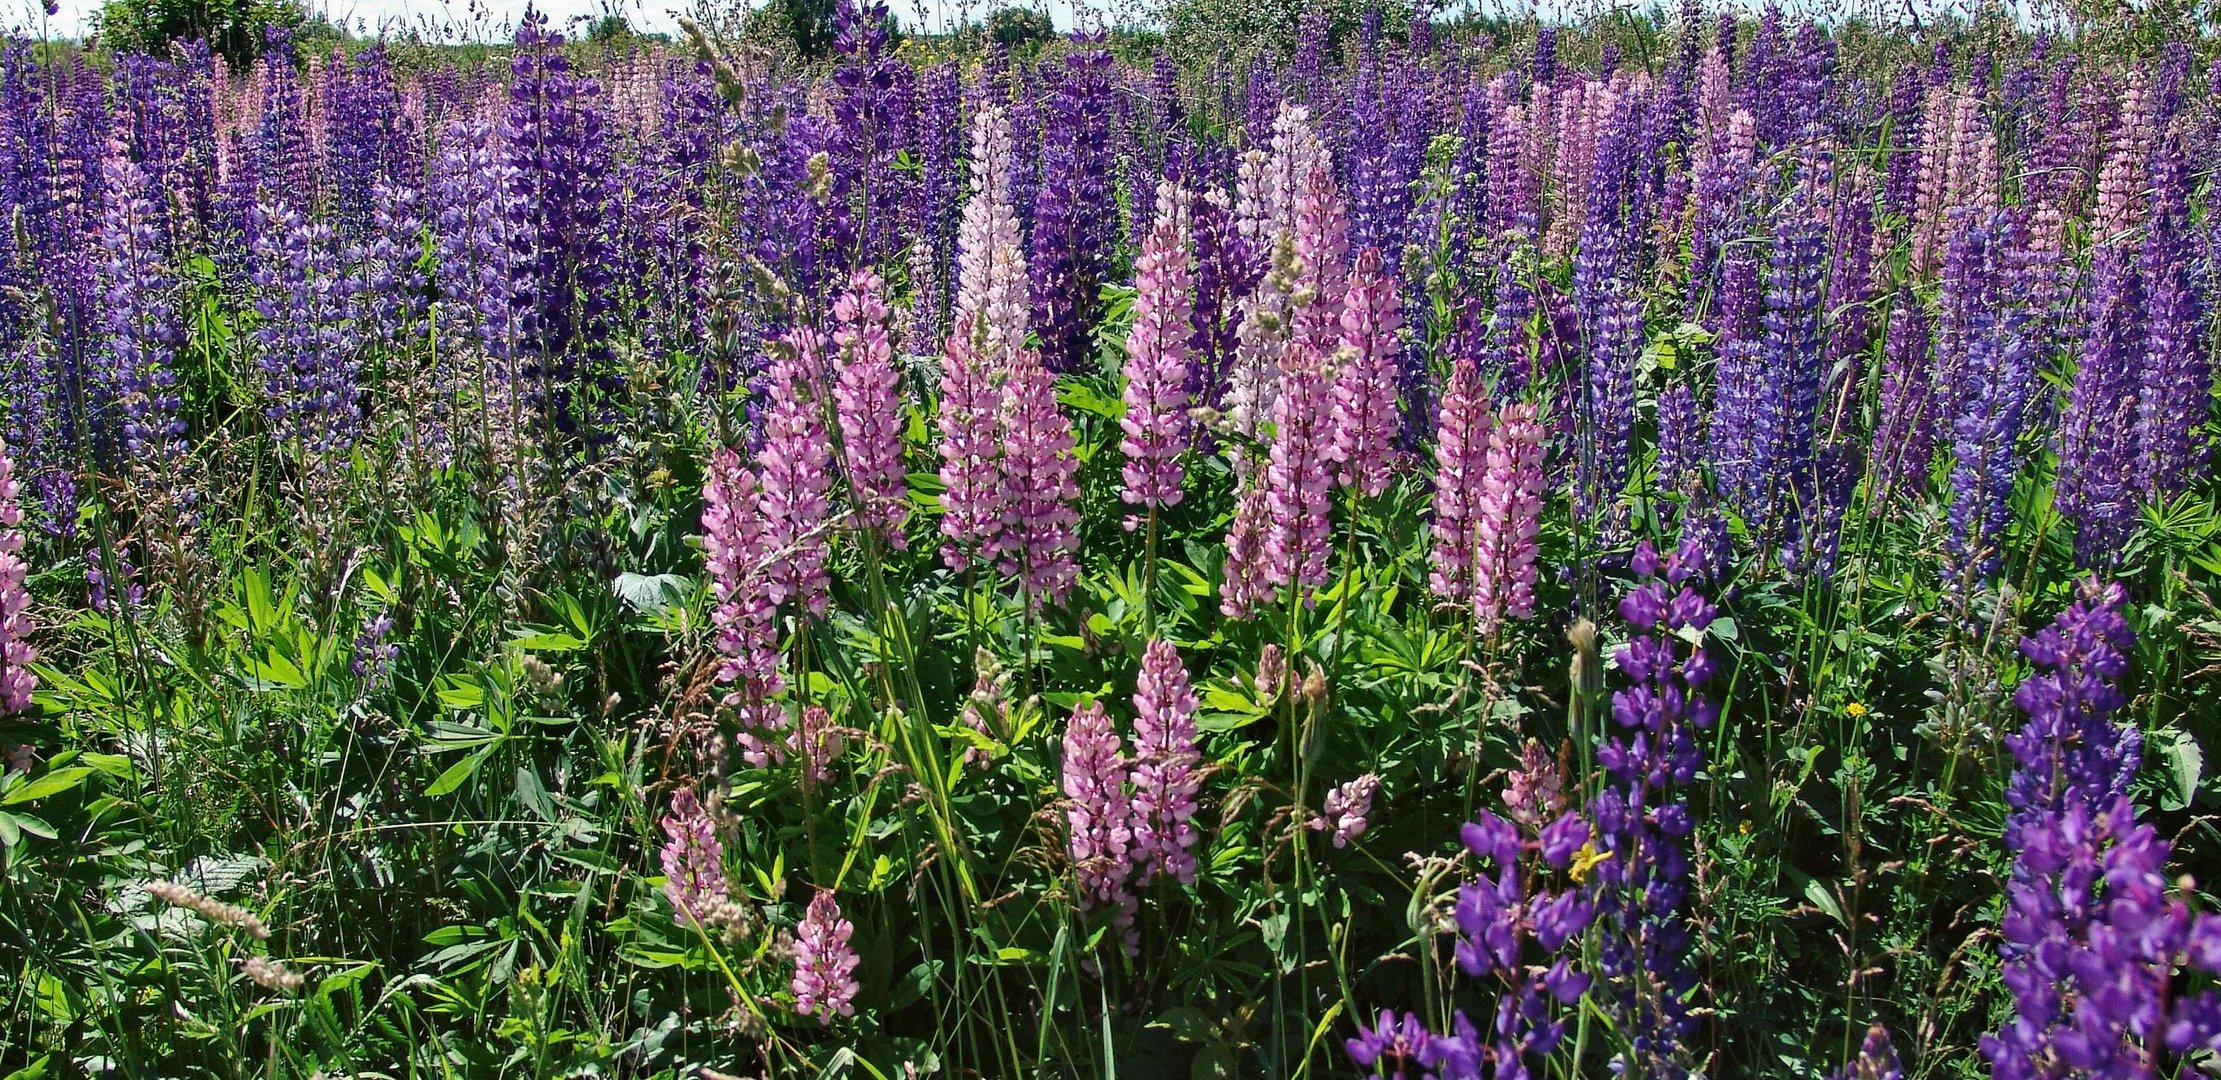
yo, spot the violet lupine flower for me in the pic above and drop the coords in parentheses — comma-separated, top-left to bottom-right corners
(832, 268, 908, 548)
(1062, 700, 1137, 944)
(660, 787, 728, 927)
(1030, 48, 1116, 374)
(1329, 247, 1404, 498)
(1311, 773, 1379, 849)
(96, 144, 184, 463)
(1944, 213, 2037, 589)
(1473, 403, 1546, 634)
(936, 313, 1004, 573)
(1345, 1010, 1440, 1078)
(0, 438, 35, 714)
(1447, 810, 1597, 1071)
(1120, 182, 1194, 512)
(1591, 538, 1719, 1075)
(349, 614, 396, 687)
(432, 116, 518, 365)
(1832, 1025, 1905, 1080)
(1129, 639, 1201, 886)
(703, 448, 786, 767)
(1428, 355, 1490, 604)
(791, 890, 860, 1022)
(1750, 186, 1828, 554)
(996, 348, 1081, 609)
(757, 329, 835, 616)
(251, 200, 356, 453)
(2135, 135, 2208, 503)
(1983, 579, 2221, 1075)
(1868, 292, 1937, 502)
(2056, 241, 2143, 567)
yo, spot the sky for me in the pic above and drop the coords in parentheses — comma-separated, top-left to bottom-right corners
(13, 0, 1085, 41)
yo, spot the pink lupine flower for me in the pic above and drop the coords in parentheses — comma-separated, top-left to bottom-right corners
(794, 704, 843, 785)
(1120, 181, 1195, 512)
(1329, 246, 1404, 498)
(1428, 355, 1491, 603)
(995, 348, 1081, 608)
(833, 267, 909, 548)
(790, 890, 859, 1022)
(936, 313, 1004, 571)
(1264, 339, 1335, 607)
(1130, 639, 1201, 886)
(1288, 166, 1349, 358)
(757, 329, 834, 616)
(1062, 700, 1136, 943)
(1311, 773, 1379, 849)
(704, 448, 786, 766)
(1473, 402, 1546, 632)
(951, 104, 1030, 370)
(0, 439, 34, 714)
(1219, 480, 1272, 619)
(660, 787, 728, 926)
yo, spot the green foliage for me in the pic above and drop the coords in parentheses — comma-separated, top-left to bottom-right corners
(92, 0, 309, 63)
(985, 6, 1054, 51)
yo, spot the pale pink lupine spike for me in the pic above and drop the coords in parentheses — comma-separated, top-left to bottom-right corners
(1119, 180, 1195, 512)
(1428, 356, 1491, 603)
(951, 103, 1030, 371)
(1264, 338, 1335, 606)
(0, 437, 33, 715)
(1329, 246, 1405, 498)
(790, 889, 859, 1022)
(936, 312, 1004, 571)
(703, 448, 787, 766)
(832, 267, 910, 549)
(1219, 479, 1273, 619)
(659, 788, 728, 926)
(1473, 402, 1547, 632)
(1130, 639, 1201, 886)
(995, 347, 1081, 609)
(757, 329, 835, 616)
(1062, 699, 1137, 950)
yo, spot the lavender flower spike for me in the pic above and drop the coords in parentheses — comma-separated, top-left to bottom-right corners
(1121, 181, 1195, 512)
(790, 890, 860, 1022)
(833, 267, 909, 548)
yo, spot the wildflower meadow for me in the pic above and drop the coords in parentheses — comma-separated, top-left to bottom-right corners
(3, 1, 2221, 1076)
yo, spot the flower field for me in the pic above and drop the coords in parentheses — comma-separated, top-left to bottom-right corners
(3, 4, 2221, 1077)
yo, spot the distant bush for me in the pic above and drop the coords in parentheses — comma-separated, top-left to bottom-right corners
(93, 0, 308, 62)
(986, 5, 1054, 50)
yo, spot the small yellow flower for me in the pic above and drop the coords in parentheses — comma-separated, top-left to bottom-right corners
(1569, 842, 1609, 883)
(1844, 701, 1868, 718)
(1738, 819, 1752, 836)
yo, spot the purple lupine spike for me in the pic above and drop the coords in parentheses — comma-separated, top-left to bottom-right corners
(1030, 48, 1116, 374)
(1943, 213, 2038, 589)
(1329, 247, 1404, 499)
(1121, 181, 1194, 513)
(350, 178, 428, 352)
(1983, 578, 2221, 1075)
(2134, 133, 2207, 503)
(1062, 699, 1137, 948)
(432, 115, 518, 366)
(790, 890, 860, 1022)
(0, 437, 34, 715)
(757, 329, 835, 617)
(1129, 639, 1201, 887)
(1832, 1025, 1905, 1080)
(1429, 354, 1490, 605)
(96, 141, 184, 464)
(251, 199, 356, 454)
(703, 448, 787, 767)
(1591, 538, 1718, 1075)
(1474, 403, 1546, 633)
(832, 267, 909, 548)
(2056, 240, 2144, 566)
(660, 787, 728, 927)
(996, 347, 1081, 610)
(1868, 291, 1937, 501)
(936, 314, 1004, 573)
